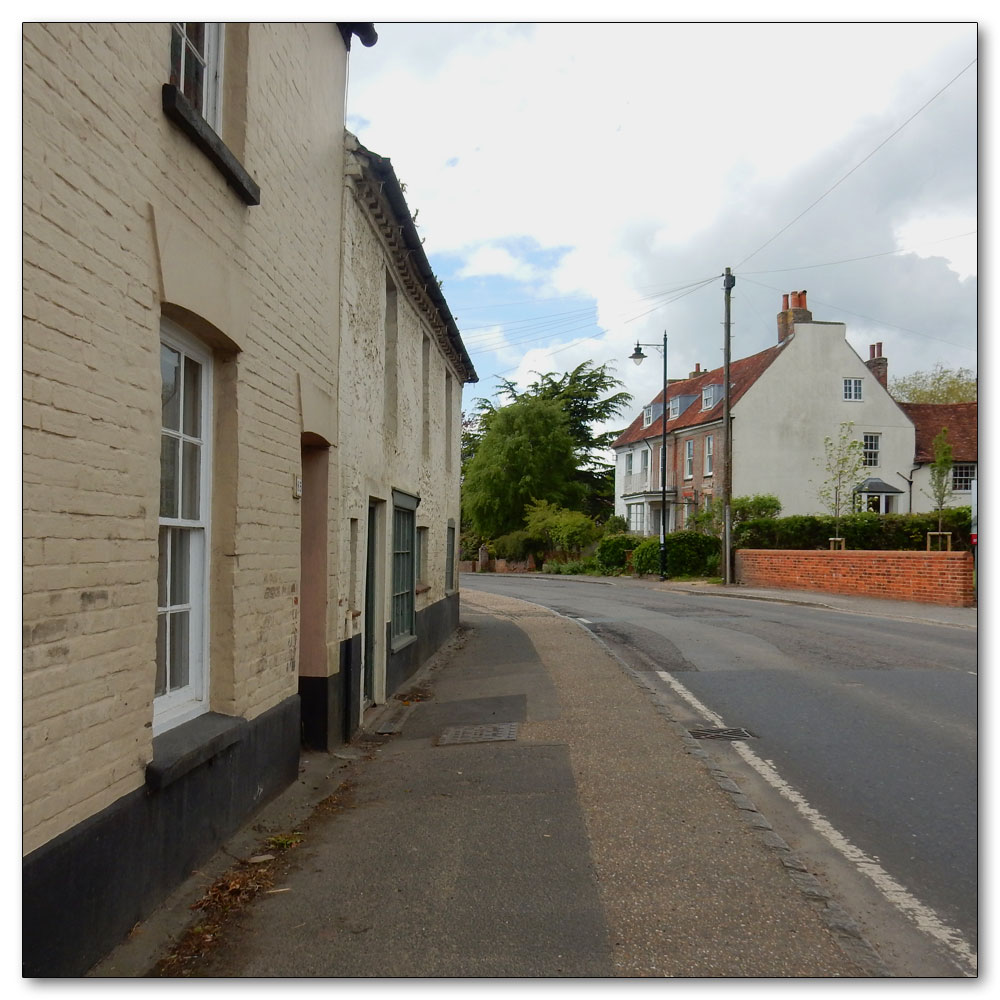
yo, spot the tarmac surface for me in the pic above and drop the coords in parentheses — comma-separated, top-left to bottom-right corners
(91, 580, 975, 979)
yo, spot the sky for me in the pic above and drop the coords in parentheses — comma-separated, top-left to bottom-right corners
(344, 18, 979, 439)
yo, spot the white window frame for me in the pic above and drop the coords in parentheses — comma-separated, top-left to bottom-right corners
(953, 463, 976, 492)
(640, 449, 650, 475)
(625, 452, 633, 476)
(627, 503, 645, 534)
(669, 397, 680, 419)
(863, 432, 880, 467)
(156, 320, 213, 735)
(643, 405, 653, 428)
(684, 440, 694, 479)
(170, 22, 225, 131)
(704, 435, 714, 476)
(843, 377, 863, 401)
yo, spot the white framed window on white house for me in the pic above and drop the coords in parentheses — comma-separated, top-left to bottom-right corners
(863, 433, 880, 467)
(640, 449, 649, 477)
(156, 320, 213, 734)
(953, 464, 976, 492)
(625, 452, 633, 476)
(627, 503, 645, 534)
(684, 439, 694, 479)
(704, 435, 714, 475)
(170, 22, 224, 130)
(643, 405, 653, 427)
(843, 377, 863, 401)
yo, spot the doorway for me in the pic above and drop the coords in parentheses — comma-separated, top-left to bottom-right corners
(363, 499, 384, 710)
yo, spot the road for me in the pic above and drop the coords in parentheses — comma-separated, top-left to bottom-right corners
(461, 573, 978, 977)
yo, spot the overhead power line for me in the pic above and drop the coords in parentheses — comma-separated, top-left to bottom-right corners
(736, 56, 977, 270)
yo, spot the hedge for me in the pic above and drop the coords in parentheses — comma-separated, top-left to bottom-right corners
(595, 533, 643, 574)
(734, 508, 972, 551)
(631, 531, 721, 577)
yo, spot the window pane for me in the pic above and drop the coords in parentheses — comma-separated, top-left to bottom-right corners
(169, 25, 183, 87)
(169, 529, 190, 606)
(161, 345, 181, 430)
(182, 441, 201, 519)
(160, 434, 179, 518)
(169, 611, 190, 690)
(183, 355, 202, 436)
(158, 528, 169, 606)
(155, 613, 168, 696)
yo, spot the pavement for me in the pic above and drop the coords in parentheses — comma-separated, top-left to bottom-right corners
(90, 581, 972, 979)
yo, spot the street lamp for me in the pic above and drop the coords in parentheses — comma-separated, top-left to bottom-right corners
(629, 332, 668, 581)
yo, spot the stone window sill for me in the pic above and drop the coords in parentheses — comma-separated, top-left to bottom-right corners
(162, 85, 260, 206)
(146, 712, 247, 792)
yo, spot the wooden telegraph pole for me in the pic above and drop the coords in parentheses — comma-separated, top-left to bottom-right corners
(722, 267, 735, 584)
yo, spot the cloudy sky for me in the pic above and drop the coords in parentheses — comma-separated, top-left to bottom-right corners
(345, 19, 978, 431)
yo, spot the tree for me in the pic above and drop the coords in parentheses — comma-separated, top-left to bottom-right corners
(816, 422, 865, 534)
(461, 395, 585, 538)
(689, 494, 782, 537)
(889, 363, 977, 403)
(494, 361, 633, 518)
(927, 427, 954, 533)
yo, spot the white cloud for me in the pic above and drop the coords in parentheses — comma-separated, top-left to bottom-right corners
(457, 246, 539, 282)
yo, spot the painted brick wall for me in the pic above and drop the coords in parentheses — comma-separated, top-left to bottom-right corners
(22, 23, 349, 855)
(735, 550, 974, 607)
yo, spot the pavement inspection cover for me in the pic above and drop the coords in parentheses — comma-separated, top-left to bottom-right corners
(436, 723, 520, 746)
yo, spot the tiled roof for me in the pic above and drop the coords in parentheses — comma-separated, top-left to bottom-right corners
(611, 341, 788, 448)
(898, 402, 978, 463)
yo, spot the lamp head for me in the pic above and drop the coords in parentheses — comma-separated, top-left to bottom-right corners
(629, 343, 646, 366)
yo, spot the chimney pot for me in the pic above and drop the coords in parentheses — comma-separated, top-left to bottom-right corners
(876, 342, 883, 357)
(782, 293, 789, 310)
(869, 345, 876, 360)
(800, 290, 808, 309)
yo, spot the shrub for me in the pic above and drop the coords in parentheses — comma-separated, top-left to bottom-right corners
(631, 531, 721, 577)
(689, 494, 782, 536)
(603, 514, 628, 535)
(596, 532, 642, 574)
(541, 557, 600, 575)
(492, 529, 545, 562)
(524, 500, 600, 557)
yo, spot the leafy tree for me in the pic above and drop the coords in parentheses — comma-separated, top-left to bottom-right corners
(524, 500, 599, 557)
(889, 363, 977, 403)
(816, 422, 865, 534)
(689, 494, 782, 537)
(927, 427, 954, 533)
(494, 361, 633, 518)
(461, 395, 585, 538)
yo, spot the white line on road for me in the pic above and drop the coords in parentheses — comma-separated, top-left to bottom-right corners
(576, 618, 592, 624)
(654, 669, 977, 977)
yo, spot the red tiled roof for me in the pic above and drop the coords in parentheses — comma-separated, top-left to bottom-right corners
(898, 402, 978, 463)
(611, 341, 788, 448)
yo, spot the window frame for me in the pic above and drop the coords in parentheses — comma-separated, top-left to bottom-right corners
(390, 490, 420, 645)
(155, 320, 213, 735)
(862, 432, 880, 468)
(684, 439, 694, 479)
(627, 503, 645, 534)
(669, 397, 680, 419)
(642, 405, 653, 428)
(953, 463, 976, 492)
(625, 452, 633, 476)
(704, 435, 714, 476)
(170, 22, 224, 132)
(843, 377, 863, 401)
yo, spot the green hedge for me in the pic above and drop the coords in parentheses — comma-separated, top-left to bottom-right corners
(631, 531, 721, 577)
(734, 508, 972, 551)
(595, 533, 643, 574)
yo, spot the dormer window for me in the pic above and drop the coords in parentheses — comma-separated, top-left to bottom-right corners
(642, 405, 653, 428)
(701, 385, 722, 410)
(669, 397, 680, 419)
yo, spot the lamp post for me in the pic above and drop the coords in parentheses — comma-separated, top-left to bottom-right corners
(629, 332, 668, 581)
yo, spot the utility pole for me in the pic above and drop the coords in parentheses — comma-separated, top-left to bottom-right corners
(722, 267, 735, 585)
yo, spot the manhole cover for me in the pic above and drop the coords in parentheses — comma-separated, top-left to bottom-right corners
(436, 723, 519, 746)
(688, 727, 756, 740)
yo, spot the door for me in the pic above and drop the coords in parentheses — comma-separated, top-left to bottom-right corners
(363, 501, 379, 707)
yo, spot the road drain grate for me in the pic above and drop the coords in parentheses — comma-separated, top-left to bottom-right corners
(436, 723, 519, 746)
(688, 727, 756, 741)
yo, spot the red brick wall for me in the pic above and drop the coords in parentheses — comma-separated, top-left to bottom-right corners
(735, 550, 975, 607)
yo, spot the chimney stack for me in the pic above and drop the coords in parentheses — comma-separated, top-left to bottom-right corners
(777, 290, 812, 343)
(865, 342, 888, 388)
(689, 362, 702, 378)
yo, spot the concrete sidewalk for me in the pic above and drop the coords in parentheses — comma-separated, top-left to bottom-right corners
(94, 588, 889, 978)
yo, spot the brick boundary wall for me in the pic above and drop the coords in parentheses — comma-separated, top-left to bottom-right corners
(735, 550, 975, 607)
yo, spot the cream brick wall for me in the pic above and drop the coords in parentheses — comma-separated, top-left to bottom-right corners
(23, 23, 351, 855)
(337, 176, 465, 678)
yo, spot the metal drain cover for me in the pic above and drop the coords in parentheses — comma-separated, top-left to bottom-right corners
(436, 723, 519, 746)
(688, 727, 756, 740)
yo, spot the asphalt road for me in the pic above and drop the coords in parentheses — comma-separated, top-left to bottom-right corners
(461, 573, 978, 977)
